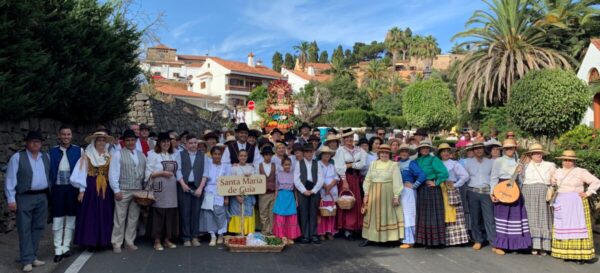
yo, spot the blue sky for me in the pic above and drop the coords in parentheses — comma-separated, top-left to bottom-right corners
(129, 0, 487, 67)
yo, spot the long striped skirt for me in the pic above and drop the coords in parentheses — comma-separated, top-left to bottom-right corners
(551, 193, 595, 260)
(493, 197, 532, 250)
(522, 184, 552, 251)
(362, 182, 404, 242)
(442, 185, 469, 246)
(416, 185, 446, 246)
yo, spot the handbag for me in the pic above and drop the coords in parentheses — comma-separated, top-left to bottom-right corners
(547, 168, 573, 203)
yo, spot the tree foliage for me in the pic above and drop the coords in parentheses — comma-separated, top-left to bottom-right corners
(308, 40, 319, 63)
(372, 93, 403, 116)
(0, 0, 142, 124)
(507, 69, 590, 138)
(283, 53, 295, 69)
(318, 50, 329, 63)
(402, 79, 457, 132)
(271, 51, 283, 72)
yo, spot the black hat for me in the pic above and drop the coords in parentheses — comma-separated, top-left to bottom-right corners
(358, 138, 369, 146)
(140, 123, 151, 131)
(284, 131, 297, 141)
(203, 132, 219, 141)
(299, 122, 311, 130)
(260, 146, 274, 155)
(24, 131, 44, 141)
(308, 135, 321, 143)
(292, 143, 304, 153)
(157, 132, 171, 142)
(414, 128, 428, 137)
(302, 143, 314, 152)
(122, 129, 137, 140)
(149, 132, 157, 138)
(235, 123, 250, 132)
(248, 129, 261, 138)
(270, 128, 283, 136)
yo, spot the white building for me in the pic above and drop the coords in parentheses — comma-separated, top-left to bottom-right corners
(577, 39, 600, 128)
(280, 60, 332, 93)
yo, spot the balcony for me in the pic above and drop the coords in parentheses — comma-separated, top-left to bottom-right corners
(226, 84, 252, 92)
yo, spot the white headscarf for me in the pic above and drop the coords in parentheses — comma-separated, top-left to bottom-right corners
(85, 138, 110, 167)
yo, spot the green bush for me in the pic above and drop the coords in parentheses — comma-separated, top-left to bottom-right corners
(479, 106, 525, 137)
(402, 79, 457, 132)
(556, 125, 600, 150)
(388, 115, 407, 129)
(372, 93, 403, 116)
(316, 108, 370, 127)
(507, 69, 591, 138)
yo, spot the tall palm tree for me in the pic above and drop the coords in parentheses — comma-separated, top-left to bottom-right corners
(293, 41, 310, 70)
(325, 57, 356, 80)
(364, 59, 388, 85)
(452, 0, 571, 110)
(385, 27, 403, 64)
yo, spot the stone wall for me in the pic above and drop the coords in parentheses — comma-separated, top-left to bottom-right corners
(0, 93, 225, 232)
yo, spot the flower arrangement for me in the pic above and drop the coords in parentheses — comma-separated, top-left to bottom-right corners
(262, 80, 295, 132)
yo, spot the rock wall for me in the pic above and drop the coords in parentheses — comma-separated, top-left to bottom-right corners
(0, 93, 225, 232)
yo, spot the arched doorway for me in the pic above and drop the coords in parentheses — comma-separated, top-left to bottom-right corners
(590, 68, 600, 128)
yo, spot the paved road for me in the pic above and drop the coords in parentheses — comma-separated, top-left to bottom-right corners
(50, 238, 600, 273)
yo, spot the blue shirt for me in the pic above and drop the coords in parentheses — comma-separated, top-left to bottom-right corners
(398, 159, 427, 188)
(463, 157, 494, 189)
(4, 151, 50, 203)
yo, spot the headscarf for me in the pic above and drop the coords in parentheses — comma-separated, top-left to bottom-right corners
(81, 138, 111, 198)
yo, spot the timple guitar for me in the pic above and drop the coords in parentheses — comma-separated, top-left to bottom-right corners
(492, 156, 526, 204)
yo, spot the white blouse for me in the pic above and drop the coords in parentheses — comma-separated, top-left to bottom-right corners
(145, 151, 176, 182)
(522, 161, 556, 185)
(333, 145, 367, 179)
(319, 161, 339, 201)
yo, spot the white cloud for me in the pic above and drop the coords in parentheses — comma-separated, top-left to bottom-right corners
(172, 18, 205, 39)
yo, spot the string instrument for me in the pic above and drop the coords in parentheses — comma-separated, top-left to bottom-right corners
(492, 156, 527, 204)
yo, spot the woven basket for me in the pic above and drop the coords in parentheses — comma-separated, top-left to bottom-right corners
(225, 236, 285, 253)
(319, 193, 337, 217)
(337, 190, 356, 210)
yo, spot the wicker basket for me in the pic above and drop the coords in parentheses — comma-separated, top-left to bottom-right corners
(337, 190, 356, 210)
(225, 236, 285, 253)
(319, 193, 337, 217)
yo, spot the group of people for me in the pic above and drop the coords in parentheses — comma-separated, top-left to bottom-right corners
(4, 123, 599, 272)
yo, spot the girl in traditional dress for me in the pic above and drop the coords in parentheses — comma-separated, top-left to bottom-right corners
(71, 130, 114, 250)
(551, 150, 600, 264)
(521, 144, 555, 255)
(490, 139, 531, 255)
(228, 150, 257, 235)
(146, 132, 179, 251)
(272, 157, 301, 244)
(397, 143, 426, 249)
(317, 146, 339, 240)
(334, 128, 367, 240)
(361, 144, 404, 246)
(437, 143, 470, 246)
(199, 146, 231, 246)
(415, 140, 449, 247)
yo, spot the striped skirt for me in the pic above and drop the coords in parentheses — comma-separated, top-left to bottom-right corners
(493, 197, 532, 250)
(551, 193, 595, 260)
(362, 182, 404, 242)
(416, 185, 446, 246)
(522, 184, 552, 251)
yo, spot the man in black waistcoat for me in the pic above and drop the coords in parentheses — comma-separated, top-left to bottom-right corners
(222, 123, 262, 165)
(292, 144, 324, 244)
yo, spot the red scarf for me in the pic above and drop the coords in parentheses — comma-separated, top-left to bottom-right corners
(140, 139, 150, 156)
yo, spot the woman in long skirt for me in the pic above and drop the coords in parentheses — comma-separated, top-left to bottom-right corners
(490, 139, 531, 255)
(272, 157, 302, 244)
(438, 143, 470, 246)
(397, 143, 426, 249)
(199, 146, 231, 246)
(521, 144, 556, 255)
(317, 147, 339, 240)
(70, 130, 115, 250)
(415, 140, 449, 247)
(334, 128, 367, 240)
(361, 144, 404, 246)
(146, 132, 180, 251)
(551, 150, 600, 264)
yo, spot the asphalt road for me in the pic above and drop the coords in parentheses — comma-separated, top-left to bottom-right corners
(49, 238, 600, 273)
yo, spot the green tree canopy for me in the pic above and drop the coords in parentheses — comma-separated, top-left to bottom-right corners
(318, 50, 329, 63)
(402, 79, 457, 132)
(308, 40, 319, 63)
(272, 51, 283, 72)
(373, 93, 403, 116)
(507, 69, 591, 138)
(284, 53, 295, 69)
(332, 45, 344, 61)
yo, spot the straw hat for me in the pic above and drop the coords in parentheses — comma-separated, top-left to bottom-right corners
(85, 130, 114, 143)
(379, 144, 392, 153)
(524, 143, 547, 155)
(485, 139, 502, 148)
(437, 143, 452, 152)
(468, 140, 485, 150)
(340, 128, 354, 138)
(324, 134, 340, 144)
(416, 140, 434, 150)
(224, 135, 236, 144)
(556, 150, 580, 160)
(317, 146, 336, 156)
(502, 139, 518, 149)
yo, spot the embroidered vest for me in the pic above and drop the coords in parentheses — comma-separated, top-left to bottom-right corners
(118, 149, 146, 190)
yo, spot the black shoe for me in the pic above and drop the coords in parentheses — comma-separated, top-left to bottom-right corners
(62, 251, 73, 258)
(299, 238, 310, 244)
(345, 233, 356, 241)
(359, 240, 370, 247)
(53, 255, 63, 263)
(311, 237, 321, 245)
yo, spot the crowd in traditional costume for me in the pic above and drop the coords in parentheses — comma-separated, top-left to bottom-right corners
(4, 123, 600, 272)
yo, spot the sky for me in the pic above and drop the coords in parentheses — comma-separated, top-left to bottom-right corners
(128, 0, 487, 67)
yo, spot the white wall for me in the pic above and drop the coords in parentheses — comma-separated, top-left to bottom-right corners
(281, 68, 308, 93)
(577, 43, 600, 127)
(191, 59, 230, 104)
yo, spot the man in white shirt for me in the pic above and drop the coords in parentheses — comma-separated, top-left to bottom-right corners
(222, 123, 262, 165)
(293, 144, 324, 244)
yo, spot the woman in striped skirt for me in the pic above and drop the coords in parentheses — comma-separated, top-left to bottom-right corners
(521, 144, 556, 255)
(550, 150, 600, 264)
(415, 140, 449, 247)
(438, 143, 470, 246)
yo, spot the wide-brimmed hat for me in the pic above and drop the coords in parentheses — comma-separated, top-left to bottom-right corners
(417, 140, 434, 150)
(299, 122, 311, 130)
(156, 132, 171, 143)
(235, 123, 250, 132)
(468, 140, 485, 150)
(437, 143, 452, 153)
(324, 134, 340, 145)
(379, 144, 392, 153)
(414, 128, 428, 137)
(485, 139, 502, 148)
(260, 146, 274, 155)
(340, 128, 354, 138)
(317, 146, 336, 156)
(122, 129, 137, 140)
(556, 150, 580, 160)
(85, 129, 114, 143)
(524, 143, 547, 155)
(398, 143, 412, 152)
(225, 135, 236, 144)
(502, 139, 518, 149)
(24, 131, 45, 142)
(270, 128, 283, 136)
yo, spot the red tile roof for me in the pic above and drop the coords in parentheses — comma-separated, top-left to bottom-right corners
(210, 57, 281, 78)
(305, 62, 332, 71)
(592, 39, 600, 51)
(177, 54, 208, 61)
(151, 44, 174, 50)
(288, 69, 332, 82)
(154, 81, 219, 100)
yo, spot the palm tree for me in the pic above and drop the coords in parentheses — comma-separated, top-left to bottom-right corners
(363, 79, 390, 101)
(385, 27, 403, 65)
(293, 41, 310, 70)
(324, 57, 356, 80)
(363, 59, 388, 85)
(389, 74, 408, 93)
(452, 0, 571, 110)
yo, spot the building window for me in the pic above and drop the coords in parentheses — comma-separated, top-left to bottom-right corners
(201, 81, 206, 89)
(153, 72, 161, 76)
(229, 78, 244, 86)
(173, 73, 180, 78)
